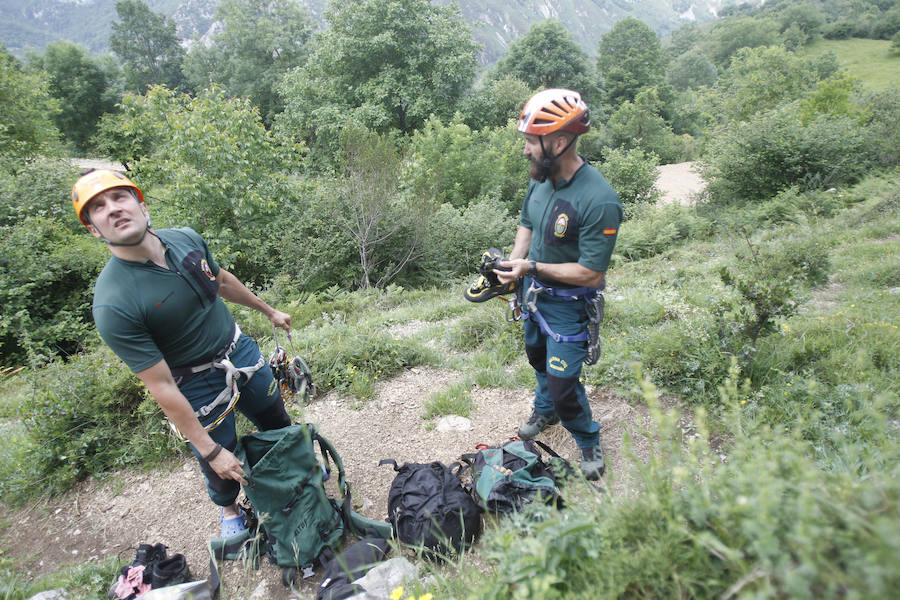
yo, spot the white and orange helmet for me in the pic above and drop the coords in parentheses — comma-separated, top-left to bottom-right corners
(517, 88, 590, 136)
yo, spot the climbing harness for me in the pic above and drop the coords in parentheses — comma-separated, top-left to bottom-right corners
(168, 324, 265, 440)
(518, 279, 605, 365)
(268, 325, 314, 405)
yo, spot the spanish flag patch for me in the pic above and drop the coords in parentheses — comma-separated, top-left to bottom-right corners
(603, 227, 617, 236)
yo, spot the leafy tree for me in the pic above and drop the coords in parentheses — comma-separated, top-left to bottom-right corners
(0, 47, 60, 158)
(183, 0, 314, 125)
(775, 1, 827, 40)
(606, 87, 686, 164)
(99, 85, 302, 282)
(665, 23, 706, 59)
(460, 74, 532, 130)
(401, 116, 526, 213)
(705, 45, 836, 124)
(26, 41, 118, 153)
(701, 16, 781, 67)
(597, 17, 668, 107)
(703, 104, 873, 203)
(334, 125, 420, 288)
(109, 0, 186, 92)
(490, 20, 598, 103)
(0, 216, 106, 366)
(666, 50, 718, 91)
(277, 0, 479, 165)
(599, 146, 661, 209)
(799, 72, 866, 124)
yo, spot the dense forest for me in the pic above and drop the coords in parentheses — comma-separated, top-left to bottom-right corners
(0, 0, 898, 597)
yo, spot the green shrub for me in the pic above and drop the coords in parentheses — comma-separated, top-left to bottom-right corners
(600, 147, 661, 209)
(19, 347, 180, 500)
(0, 216, 107, 366)
(415, 198, 517, 284)
(613, 202, 707, 262)
(0, 156, 80, 229)
(703, 105, 874, 203)
(716, 231, 830, 367)
(401, 117, 526, 214)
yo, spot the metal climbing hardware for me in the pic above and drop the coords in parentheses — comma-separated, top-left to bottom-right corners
(168, 324, 265, 441)
(584, 292, 605, 366)
(520, 280, 605, 365)
(269, 325, 314, 405)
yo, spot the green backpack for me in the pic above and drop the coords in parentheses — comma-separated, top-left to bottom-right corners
(461, 439, 573, 515)
(208, 423, 392, 588)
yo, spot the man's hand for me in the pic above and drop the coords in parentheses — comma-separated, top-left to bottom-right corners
(208, 448, 248, 485)
(269, 309, 291, 332)
(496, 258, 530, 284)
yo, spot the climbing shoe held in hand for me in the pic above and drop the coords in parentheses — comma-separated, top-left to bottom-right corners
(464, 248, 519, 302)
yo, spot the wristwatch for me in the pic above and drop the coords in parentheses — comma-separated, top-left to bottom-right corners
(527, 260, 537, 277)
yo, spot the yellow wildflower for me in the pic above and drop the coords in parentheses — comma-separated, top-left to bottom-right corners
(390, 587, 405, 600)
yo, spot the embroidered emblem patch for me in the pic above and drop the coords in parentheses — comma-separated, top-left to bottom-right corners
(549, 356, 568, 372)
(200, 259, 215, 281)
(554, 214, 569, 238)
(603, 227, 617, 236)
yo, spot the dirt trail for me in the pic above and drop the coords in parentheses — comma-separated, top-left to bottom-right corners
(0, 163, 707, 598)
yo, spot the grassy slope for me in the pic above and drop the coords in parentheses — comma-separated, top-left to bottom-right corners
(801, 38, 900, 91)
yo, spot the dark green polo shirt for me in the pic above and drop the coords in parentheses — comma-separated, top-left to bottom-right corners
(92, 227, 235, 373)
(520, 160, 623, 276)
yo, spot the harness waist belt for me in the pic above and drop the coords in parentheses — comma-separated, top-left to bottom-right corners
(522, 280, 602, 344)
(168, 324, 266, 439)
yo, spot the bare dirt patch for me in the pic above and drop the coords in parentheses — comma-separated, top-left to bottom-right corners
(656, 162, 707, 206)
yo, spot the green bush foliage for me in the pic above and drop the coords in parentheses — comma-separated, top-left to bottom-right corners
(717, 232, 830, 358)
(92, 85, 303, 284)
(401, 117, 526, 214)
(599, 147, 661, 209)
(0, 217, 107, 365)
(21, 346, 180, 499)
(0, 155, 80, 229)
(416, 199, 517, 284)
(613, 202, 706, 261)
(703, 105, 873, 203)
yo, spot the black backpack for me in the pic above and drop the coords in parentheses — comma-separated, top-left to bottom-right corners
(379, 459, 482, 557)
(460, 439, 574, 515)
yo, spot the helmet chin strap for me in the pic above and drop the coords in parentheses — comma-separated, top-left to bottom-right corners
(537, 135, 577, 183)
(98, 215, 153, 247)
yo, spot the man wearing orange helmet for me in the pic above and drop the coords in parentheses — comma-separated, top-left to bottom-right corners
(72, 169, 293, 536)
(495, 89, 623, 480)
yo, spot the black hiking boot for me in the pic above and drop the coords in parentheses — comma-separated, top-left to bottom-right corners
(517, 410, 560, 440)
(580, 444, 605, 480)
(151, 554, 190, 589)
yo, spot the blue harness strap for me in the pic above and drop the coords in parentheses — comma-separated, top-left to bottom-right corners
(522, 280, 603, 343)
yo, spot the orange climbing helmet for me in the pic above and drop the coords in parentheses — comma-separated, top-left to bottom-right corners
(71, 169, 144, 226)
(517, 88, 590, 136)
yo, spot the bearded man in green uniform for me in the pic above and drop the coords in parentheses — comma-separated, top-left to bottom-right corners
(495, 89, 623, 480)
(72, 169, 292, 537)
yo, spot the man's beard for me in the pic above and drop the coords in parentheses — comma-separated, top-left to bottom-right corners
(529, 156, 561, 182)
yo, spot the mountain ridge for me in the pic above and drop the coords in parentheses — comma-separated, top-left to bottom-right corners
(1, 0, 746, 64)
